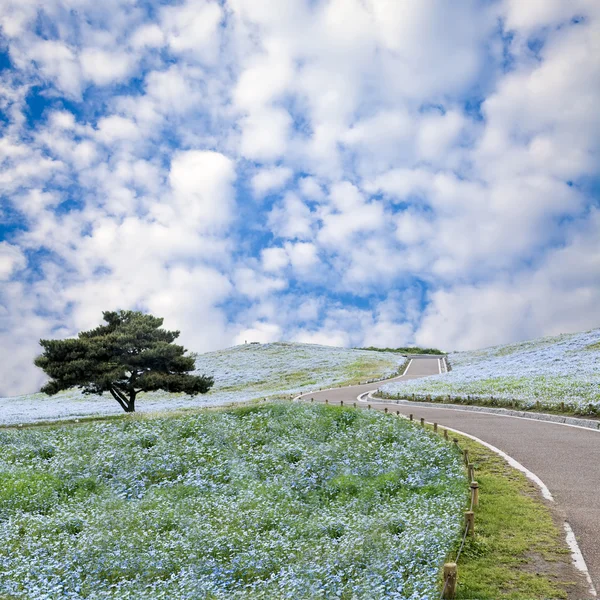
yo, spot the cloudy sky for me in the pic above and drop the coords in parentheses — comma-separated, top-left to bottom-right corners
(0, 0, 599, 396)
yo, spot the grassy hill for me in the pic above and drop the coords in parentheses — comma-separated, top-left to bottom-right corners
(379, 327, 600, 416)
(0, 343, 405, 426)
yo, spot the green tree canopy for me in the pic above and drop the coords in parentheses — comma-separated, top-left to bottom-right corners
(34, 310, 213, 412)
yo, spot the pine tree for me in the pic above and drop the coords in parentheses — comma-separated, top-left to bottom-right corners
(34, 310, 213, 412)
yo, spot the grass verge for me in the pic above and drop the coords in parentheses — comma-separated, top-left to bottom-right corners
(437, 429, 583, 599)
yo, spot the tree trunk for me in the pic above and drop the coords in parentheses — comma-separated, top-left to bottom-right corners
(109, 385, 136, 413)
(125, 390, 136, 413)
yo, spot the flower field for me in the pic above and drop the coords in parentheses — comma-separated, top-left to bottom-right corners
(0, 343, 403, 426)
(0, 402, 466, 599)
(380, 328, 600, 415)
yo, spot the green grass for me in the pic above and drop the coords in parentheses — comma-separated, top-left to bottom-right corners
(439, 432, 578, 599)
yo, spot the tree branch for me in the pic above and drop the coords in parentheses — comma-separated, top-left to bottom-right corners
(109, 386, 128, 411)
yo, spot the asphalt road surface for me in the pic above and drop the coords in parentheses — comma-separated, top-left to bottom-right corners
(299, 357, 600, 595)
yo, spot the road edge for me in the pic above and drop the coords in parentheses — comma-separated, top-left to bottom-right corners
(438, 421, 598, 599)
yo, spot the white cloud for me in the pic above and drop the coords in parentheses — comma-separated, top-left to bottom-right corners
(143, 66, 207, 115)
(48, 111, 76, 130)
(394, 210, 434, 246)
(251, 166, 293, 198)
(80, 48, 135, 86)
(318, 182, 385, 247)
(234, 267, 287, 299)
(161, 0, 223, 61)
(268, 192, 315, 240)
(0, 242, 26, 280)
(130, 24, 166, 49)
(502, 0, 599, 32)
(261, 247, 289, 272)
(239, 108, 292, 160)
(416, 110, 466, 162)
(168, 150, 237, 230)
(234, 321, 282, 345)
(298, 177, 325, 200)
(233, 38, 294, 111)
(95, 115, 140, 144)
(28, 40, 82, 96)
(292, 329, 349, 348)
(284, 241, 319, 273)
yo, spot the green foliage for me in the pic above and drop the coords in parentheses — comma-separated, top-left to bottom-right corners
(34, 310, 213, 412)
(357, 346, 445, 355)
(0, 471, 64, 516)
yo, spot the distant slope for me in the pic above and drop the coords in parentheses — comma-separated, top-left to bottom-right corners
(0, 343, 405, 425)
(380, 328, 600, 415)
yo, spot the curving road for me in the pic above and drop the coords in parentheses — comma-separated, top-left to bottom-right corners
(298, 357, 600, 597)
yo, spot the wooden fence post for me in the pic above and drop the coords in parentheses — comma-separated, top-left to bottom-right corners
(384, 407, 388, 413)
(444, 429, 449, 440)
(468, 463, 475, 482)
(443, 563, 457, 599)
(470, 481, 479, 507)
(433, 423, 438, 433)
(325, 399, 328, 404)
(465, 511, 475, 537)
(353, 402, 356, 408)
(409, 414, 413, 421)
(340, 400, 343, 406)
(463, 449, 469, 466)
(368, 404, 371, 410)
(420, 417, 425, 427)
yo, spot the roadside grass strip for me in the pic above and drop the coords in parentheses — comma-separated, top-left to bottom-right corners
(0, 343, 404, 426)
(0, 402, 466, 599)
(380, 328, 600, 416)
(437, 430, 581, 600)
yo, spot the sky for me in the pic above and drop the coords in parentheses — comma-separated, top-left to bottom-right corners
(0, 0, 599, 397)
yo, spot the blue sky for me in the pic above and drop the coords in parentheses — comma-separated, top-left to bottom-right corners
(1, 0, 599, 396)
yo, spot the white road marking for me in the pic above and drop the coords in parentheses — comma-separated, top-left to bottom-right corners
(565, 522, 598, 597)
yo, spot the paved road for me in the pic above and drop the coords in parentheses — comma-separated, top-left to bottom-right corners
(299, 357, 600, 595)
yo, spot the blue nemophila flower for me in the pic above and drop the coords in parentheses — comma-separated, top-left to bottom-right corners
(0, 403, 465, 599)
